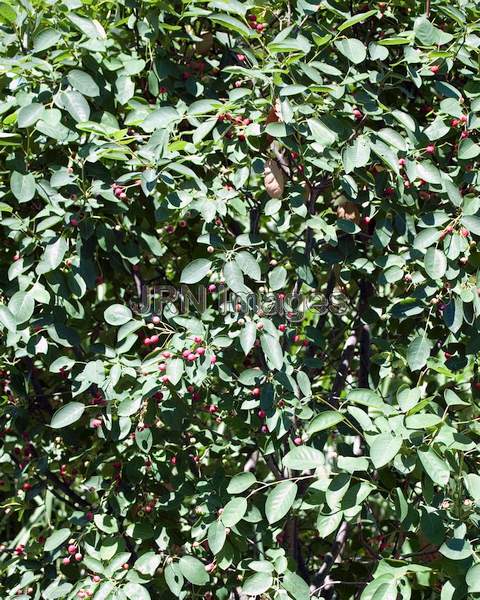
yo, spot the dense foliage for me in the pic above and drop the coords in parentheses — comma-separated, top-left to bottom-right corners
(1, 0, 480, 598)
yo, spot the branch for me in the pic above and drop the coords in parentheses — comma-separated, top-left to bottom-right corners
(312, 521, 348, 589)
(328, 333, 357, 408)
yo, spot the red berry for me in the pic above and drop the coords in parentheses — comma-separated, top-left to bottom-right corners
(353, 108, 362, 120)
(278, 324, 286, 332)
(430, 65, 439, 74)
(258, 409, 266, 418)
(398, 158, 406, 167)
(22, 482, 32, 491)
(255, 23, 265, 31)
(251, 387, 261, 397)
(460, 114, 468, 123)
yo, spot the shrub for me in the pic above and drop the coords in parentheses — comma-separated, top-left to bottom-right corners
(1, 0, 480, 598)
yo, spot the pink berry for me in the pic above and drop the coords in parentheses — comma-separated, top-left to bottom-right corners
(194, 336, 202, 343)
(91, 419, 102, 429)
(152, 315, 161, 324)
(210, 355, 217, 364)
(63, 557, 70, 565)
(162, 351, 171, 358)
(161, 375, 170, 383)
(398, 158, 406, 166)
(182, 349, 190, 358)
(196, 347, 205, 355)
(251, 387, 261, 397)
(74, 553, 82, 562)
(158, 363, 166, 372)
(187, 353, 196, 361)
(425, 144, 435, 154)
(460, 114, 468, 123)
(236, 54, 246, 61)
(258, 409, 266, 418)
(261, 424, 269, 433)
(86, 512, 94, 521)
(144, 338, 151, 346)
(70, 218, 79, 226)
(150, 335, 159, 345)
(430, 65, 439, 74)
(68, 545, 77, 555)
(460, 227, 470, 238)
(208, 284, 216, 292)
(294, 436, 303, 446)
(353, 108, 362, 120)
(93, 575, 101, 583)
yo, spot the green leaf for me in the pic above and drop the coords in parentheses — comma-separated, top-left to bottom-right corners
(134, 552, 161, 576)
(180, 259, 212, 284)
(221, 497, 247, 527)
(67, 12, 106, 38)
(338, 10, 378, 32)
(44, 528, 71, 552)
(439, 537, 472, 561)
(165, 564, 184, 595)
(18, 103, 45, 128)
(178, 556, 209, 586)
(335, 38, 367, 63)
(208, 13, 253, 38)
(307, 411, 345, 435)
(369, 433, 402, 468)
(123, 583, 151, 600)
(418, 448, 450, 486)
(8, 290, 34, 324)
(407, 336, 433, 371)
(207, 521, 226, 554)
(242, 572, 273, 596)
(240, 322, 256, 355)
(36, 237, 68, 274)
(282, 570, 310, 600)
(462, 215, 480, 236)
(443, 298, 463, 334)
(227, 472, 256, 494)
(33, 28, 61, 52)
(104, 304, 133, 326)
(141, 107, 178, 133)
(265, 481, 297, 524)
(0, 2, 16, 23)
(424, 247, 447, 279)
(67, 70, 100, 97)
(0, 305, 17, 332)
(283, 445, 324, 470)
(60, 91, 90, 122)
(10, 171, 35, 202)
(50, 402, 85, 428)
(260, 333, 283, 370)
